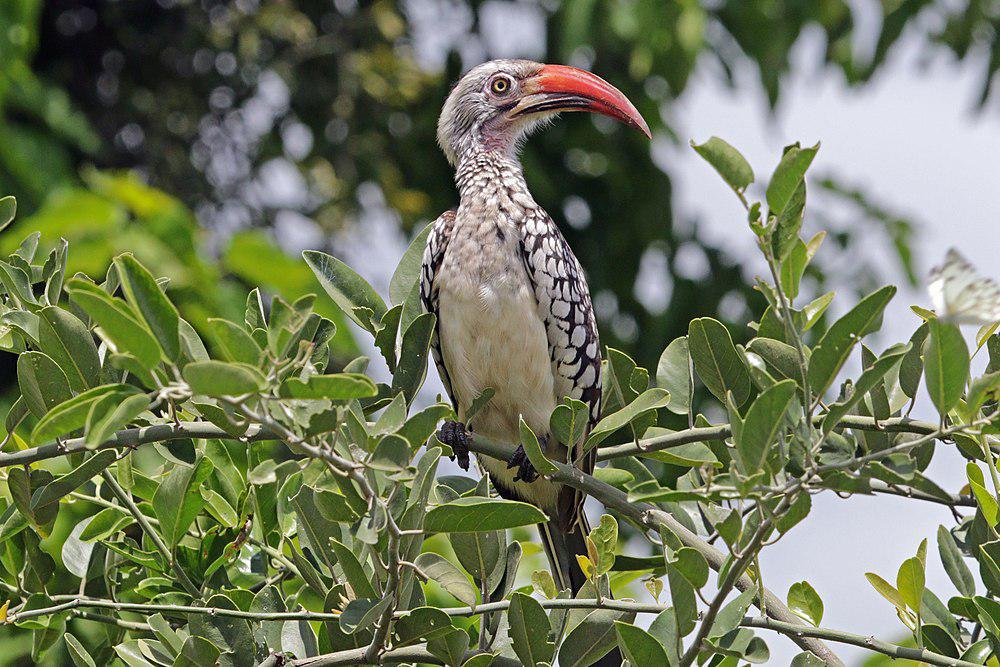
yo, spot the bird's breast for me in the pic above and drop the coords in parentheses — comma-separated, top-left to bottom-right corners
(436, 218, 557, 447)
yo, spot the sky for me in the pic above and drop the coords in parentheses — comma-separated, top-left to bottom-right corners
(332, 7, 1000, 663)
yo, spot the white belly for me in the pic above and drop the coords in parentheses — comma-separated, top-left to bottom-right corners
(437, 255, 563, 511)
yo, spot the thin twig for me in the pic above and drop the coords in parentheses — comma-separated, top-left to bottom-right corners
(99, 469, 201, 599)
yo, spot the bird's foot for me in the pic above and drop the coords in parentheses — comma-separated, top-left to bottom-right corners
(437, 420, 470, 471)
(507, 444, 539, 483)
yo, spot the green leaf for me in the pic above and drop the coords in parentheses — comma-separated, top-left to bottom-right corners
(152, 457, 214, 547)
(425, 497, 547, 532)
(614, 621, 669, 667)
(449, 529, 501, 584)
(925, 318, 970, 416)
(84, 393, 150, 449)
(585, 388, 670, 450)
(790, 652, 828, 667)
(31, 450, 117, 509)
(340, 596, 392, 634)
(966, 370, 1000, 419)
(0, 260, 38, 309)
(37, 306, 100, 393)
(508, 592, 554, 666)
(31, 384, 141, 444)
(206, 318, 262, 366)
(975, 596, 1000, 638)
(900, 323, 929, 399)
(79, 506, 133, 541)
(775, 491, 811, 534)
(734, 379, 796, 476)
(691, 137, 754, 194)
(291, 485, 340, 571)
(821, 344, 909, 435)
(532, 569, 558, 599)
(330, 539, 379, 600)
(866, 572, 907, 613)
(593, 467, 634, 487)
(64, 634, 96, 667)
(667, 547, 709, 589)
(689, 317, 751, 406)
(187, 591, 256, 663)
(182, 360, 265, 396)
(66, 278, 162, 368)
(62, 516, 97, 579)
(415, 552, 478, 606)
(808, 286, 896, 397)
(374, 304, 402, 371)
(173, 636, 221, 667)
(549, 397, 589, 449)
(303, 250, 387, 332)
(709, 588, 756, 638)
(967, 462, 998, 526)
(278, 373, 377, 400)
(779, 238, 808, 296)
(201, 488, 239, 527)
(767, 142, 818, 217)
(0, 196, 15, 233)
(114, 254, 180, 362)
(393, 607, 455, 646)
(399, 403, 452, 447)
(774, 186, 815, 267)
(897, 556, 926, 612)
(558, 609, 631, 667)
(801, 291, 834, 331)
(428, 630, 472, 666)
(313, 490, 359, 523)
(390, 222, 433, 304)
(938, 525, 975, 598)
(391, 312, 435, 404)
(17, 351, 72, 419)
(520, 417, 558, 476)
(704, 629, 770, 664)
(647, 609, 680, 665)
(656, 336, 692, 415)
(787, 581, 823, 626)
(588, 514, 618, 576)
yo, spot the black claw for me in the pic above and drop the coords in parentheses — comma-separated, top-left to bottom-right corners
(508, 444, 539, 483)
(437, 420, 470, 471)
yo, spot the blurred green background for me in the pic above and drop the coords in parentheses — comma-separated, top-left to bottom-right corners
(3, 1, 1000, 664)
(7, 0, 982, 378)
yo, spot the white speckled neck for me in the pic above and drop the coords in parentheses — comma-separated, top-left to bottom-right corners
(454, 149, 528, 202)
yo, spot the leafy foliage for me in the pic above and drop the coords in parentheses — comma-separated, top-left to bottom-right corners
(0, 131, 998, 667)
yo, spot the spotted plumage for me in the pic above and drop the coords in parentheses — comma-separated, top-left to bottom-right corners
(419, 58, 648, 619)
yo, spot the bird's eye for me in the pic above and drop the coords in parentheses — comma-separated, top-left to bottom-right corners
(490, 76, 512, 96)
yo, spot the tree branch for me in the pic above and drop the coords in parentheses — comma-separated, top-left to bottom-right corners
(596, 415, 938, 461)
(100, 469, 201, 599)
(468, 433, 846, 666)
(0, 415, 945, 470)
(743, 616, 981, 667)
(6, 595, 974, 667)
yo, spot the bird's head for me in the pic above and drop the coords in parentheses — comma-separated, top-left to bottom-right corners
(437, 59, 650, 165)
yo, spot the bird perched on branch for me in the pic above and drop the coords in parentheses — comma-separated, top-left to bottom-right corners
(421, 59, 649, 614)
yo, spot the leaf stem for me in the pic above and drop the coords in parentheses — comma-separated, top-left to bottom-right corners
(99, 469, 201, 599)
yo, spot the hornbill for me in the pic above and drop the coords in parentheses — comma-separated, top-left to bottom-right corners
(421, 58, 649, 650)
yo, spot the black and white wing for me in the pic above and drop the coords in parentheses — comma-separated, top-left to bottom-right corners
(419, 210, 458, 405)
(519, 209, 603, 444)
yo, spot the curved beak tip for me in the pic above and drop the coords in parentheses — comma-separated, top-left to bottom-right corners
(534, 64, 651, 140)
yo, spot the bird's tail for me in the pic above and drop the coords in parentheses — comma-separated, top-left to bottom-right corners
(538, 512, 591, 594)
(538, 513, 623, 667)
